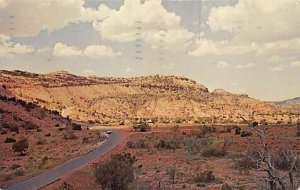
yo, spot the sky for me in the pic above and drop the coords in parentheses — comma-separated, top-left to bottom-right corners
(0, 0, 300, 101)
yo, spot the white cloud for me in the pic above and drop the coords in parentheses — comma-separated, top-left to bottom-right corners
(207, 0, 300, 43)
(216, 61, 230, 68)
(52, 43, 121, 59)
(290, 61, 300, 68)
(188, 37, 300, 57)
(188, 0, 300, 58)
(84, 45, 121, 59)
(0, 34, 33, 58)
(236, 63, 256, 69)
(271, 65, 284, 72)
(92, 0, 194, 51)
(53, 43, 82, 57)
(0, 0, 103, 37)
(188, 38, 254, 57)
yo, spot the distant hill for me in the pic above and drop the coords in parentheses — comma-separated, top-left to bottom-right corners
(1, 70, 299, 125)
(275, 97, 300, 105)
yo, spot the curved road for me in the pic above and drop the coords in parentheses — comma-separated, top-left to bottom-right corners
(6, 128, 121, 190)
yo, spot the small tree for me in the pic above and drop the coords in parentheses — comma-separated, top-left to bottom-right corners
(95, 153, 136, 190)
(240, 116, 298, 190)
(12, 138, 29, 156)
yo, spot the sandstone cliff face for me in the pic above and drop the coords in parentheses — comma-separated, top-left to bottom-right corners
(0, 70, 298, 124)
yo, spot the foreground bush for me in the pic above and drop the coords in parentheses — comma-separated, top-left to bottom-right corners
(95, 153, 136, 190)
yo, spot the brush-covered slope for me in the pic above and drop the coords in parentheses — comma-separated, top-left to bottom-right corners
(0, 70, 299, 125)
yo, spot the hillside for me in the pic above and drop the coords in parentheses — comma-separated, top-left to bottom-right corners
(0, 70, 299, 125)
(0, 94, 107, 185)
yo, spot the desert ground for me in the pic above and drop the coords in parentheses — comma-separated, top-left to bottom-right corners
(43, 123, 300, 190)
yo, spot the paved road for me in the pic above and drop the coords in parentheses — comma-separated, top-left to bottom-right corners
(5, 128, 121, 190)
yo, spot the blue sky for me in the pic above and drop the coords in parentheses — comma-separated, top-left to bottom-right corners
(0, 0, 300, 101)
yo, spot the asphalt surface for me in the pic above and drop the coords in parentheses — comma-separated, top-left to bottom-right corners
(5, 128, 121, 190)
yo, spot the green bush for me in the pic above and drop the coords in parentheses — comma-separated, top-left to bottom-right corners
(5, 137, 16, 143)
(58, 181, 74, 190)
(14, 170, 24, 176)
(62, 131, 77, 139)
(12, 138, 29, 156)
(10, 163, 21, 170)
(155, 138, 180, 151)
(183, 137, 209, 155)
(201, 146, 227, 157)
(95, 153, 136, 190)
(72, 123, 82, 131)
(193, 170, 215, 183)
(235, 156, 255, 174)
(196, 126, 216, 138)
(9, 125, 19, 133)
(127, 139, 149, 149)
(22, 121, 39, 130)
(133, 123, 151, 132)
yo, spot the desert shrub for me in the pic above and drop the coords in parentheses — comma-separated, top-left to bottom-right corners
(183, 137, 209, 155)
(13, 115, 20, 121)
(62, 131, 77, 139)
(22, 121, 38, 130)
(1, 129, 7, 135)
(274, 146, 299, 171)
(193, 170, 215, 183)
(82, 137, 91, 143)
(240, 130, 252, 137)
(14, 169, 24, 176)
(44, 133, 51, 137)
(58, 181, 74, 190)
(5, 137, 16, 143)
(8, 97, 16, 102)
(296, 123, 300, 137)
(127, 139, 149, 149)
(259, 119, 268, 125)
(131, 179, 149, 190)
(235, 156, 255, 174)
(133, 122, 151, 132)
(24, 102, 36, 111)
(196, 126, 216, 138)
(9, 125, 19, 133)
(201, 146, 227, 157)
(3, 123, 10, 129)
(234, 126, 241, 135)
(155, 138, 180, 151)
(166, 166, 177, 184)
(38, 156, 48, 169)
(37, 138, 46, 145)
(55, 123, 60, 128)
(37, 128, 43, 132)
(10, 164, 21, 170)
(221, 183, 233, 190)
(95, 153, 136, 190)
(72, 123, 82, 131)
(12, 138, 29, 156)
(97, 132, 107, 142)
